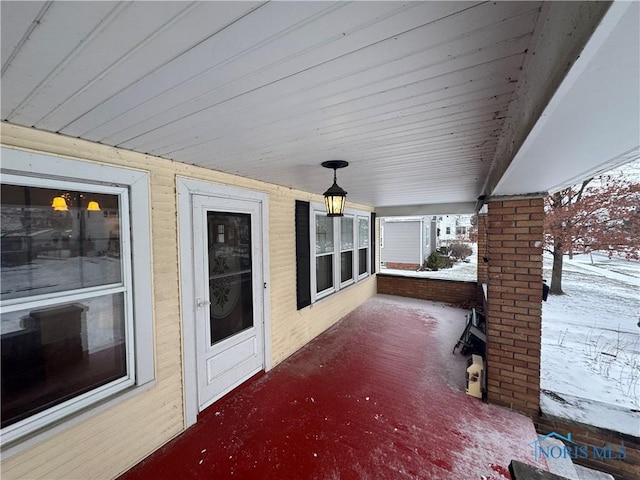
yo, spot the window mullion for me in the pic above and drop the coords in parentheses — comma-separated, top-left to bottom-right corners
(351, 216, 356, 281)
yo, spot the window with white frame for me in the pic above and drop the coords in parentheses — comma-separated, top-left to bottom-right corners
(312, 207, 370, 301)
(358, 216, 369, 277)
(340, 216, 354, 286)
(315, 214, 334, 295)
(0, 148, 153, 448)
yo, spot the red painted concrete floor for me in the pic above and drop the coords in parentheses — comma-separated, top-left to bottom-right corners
(120, 295, 548, 479)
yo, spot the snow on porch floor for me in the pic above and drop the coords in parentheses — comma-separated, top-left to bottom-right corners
(120, 295, 548, 480)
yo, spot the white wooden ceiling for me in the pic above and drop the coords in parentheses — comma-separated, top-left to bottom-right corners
(2, 1, 635, 210)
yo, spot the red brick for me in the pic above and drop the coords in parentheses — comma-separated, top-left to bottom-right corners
(516, 206, 543, 214)
(503, 199, 538, 207)
(488, 207, 515, 215)
(489, 234, 516, 241)
(500, 331, 527, 341)
(501, 305, 530, 315)
(502, 280, 530, 288)
(503, 227, 532, 234)
(501, 293, 531, 301)
(516, 247, 543, 255)
(516, 220, 544, 228)
(486, 197, 544, 417)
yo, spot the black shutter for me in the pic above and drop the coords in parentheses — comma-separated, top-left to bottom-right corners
(371, 212, 376, 274)
(295, 200, 311, 310)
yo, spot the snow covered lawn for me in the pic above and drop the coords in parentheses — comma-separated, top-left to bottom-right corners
(379, 246, 639, 436)
(380, 244, 478, 282)
(541, 252, 640, 437)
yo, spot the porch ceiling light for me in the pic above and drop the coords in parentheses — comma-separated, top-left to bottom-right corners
(321, 160, 349, 217)
(51, 196, 68, 211)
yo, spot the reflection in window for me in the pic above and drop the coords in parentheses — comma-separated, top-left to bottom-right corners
(1, 295, 126, 428)
(206, 212, 253, 345)
(311, 210, 371, 300)
(316, 255, 333, 293)
(315, 215, 334, 293)
(1, 185, 122, 300)
(340, 216, 354, 284)
(1, 182, 131, 435)
(315, 215, 333, 254)
(358, 217, 369, 276)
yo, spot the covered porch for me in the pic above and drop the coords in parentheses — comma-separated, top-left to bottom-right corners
(1, 1, 638, 479)
(121, 295, 544, 480)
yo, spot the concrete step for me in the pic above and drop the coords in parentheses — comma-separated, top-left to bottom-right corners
(574, 464, 615, 480)
(540, 438, 579, 479)
(540, 438, 615, 480)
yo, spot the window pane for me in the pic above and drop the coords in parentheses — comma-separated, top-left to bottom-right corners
(359, 217, 369, 248)
(340, 217, 353, 250)
(316, 255, 333, 293)
(206, 212, 253, 345)
(359, 248, 367, 275)
(315, 216, 333, 254)
(341, 251, 353, 283)
(1, 294, 126, 428)
(1, 185, 122, 300)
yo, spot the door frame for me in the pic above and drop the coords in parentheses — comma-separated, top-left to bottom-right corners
(177, 176, 271, 429)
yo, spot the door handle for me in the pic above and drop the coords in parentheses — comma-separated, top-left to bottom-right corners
(196, 298, 211, 308)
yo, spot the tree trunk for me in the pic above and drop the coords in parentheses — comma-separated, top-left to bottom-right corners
(550, 242, 564, 294)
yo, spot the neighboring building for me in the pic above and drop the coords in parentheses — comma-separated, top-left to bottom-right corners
(437, 214, 475, 245)
(380, 217, 434, 270)
(380, 215, 476, 270)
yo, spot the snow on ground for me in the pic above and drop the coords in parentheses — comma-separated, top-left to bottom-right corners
(541, 251, 640, 437)
(381, 245, 640, 436)
(381, 245, 478, 282)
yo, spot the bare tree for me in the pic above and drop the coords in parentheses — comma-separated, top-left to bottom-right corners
(544, 172, 640, 294)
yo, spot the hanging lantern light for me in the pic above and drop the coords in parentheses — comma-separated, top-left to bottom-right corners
(87, 201, 101, 211)
(51, 196, 68, 211)
(321, 160, 349, 217)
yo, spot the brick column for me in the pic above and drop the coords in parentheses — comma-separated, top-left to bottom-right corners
(485, 197, 544, 417)
(477, 213, 488, 284)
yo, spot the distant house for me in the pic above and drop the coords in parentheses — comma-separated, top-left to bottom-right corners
(437, 215, 474, 245)
(380, 217, 436, 270)
(380, 214, 476, 270)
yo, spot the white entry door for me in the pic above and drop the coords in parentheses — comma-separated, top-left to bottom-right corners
(192, 194, 264, 411)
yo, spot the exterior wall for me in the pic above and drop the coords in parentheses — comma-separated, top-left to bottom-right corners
(377, 275, 482, 309)
(380, 220, 422, 266)
(535, 414, 639, 480)
(384, 262, 420, 271)
(0, 124, 376, 479)
(485, 197, 544, 417)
